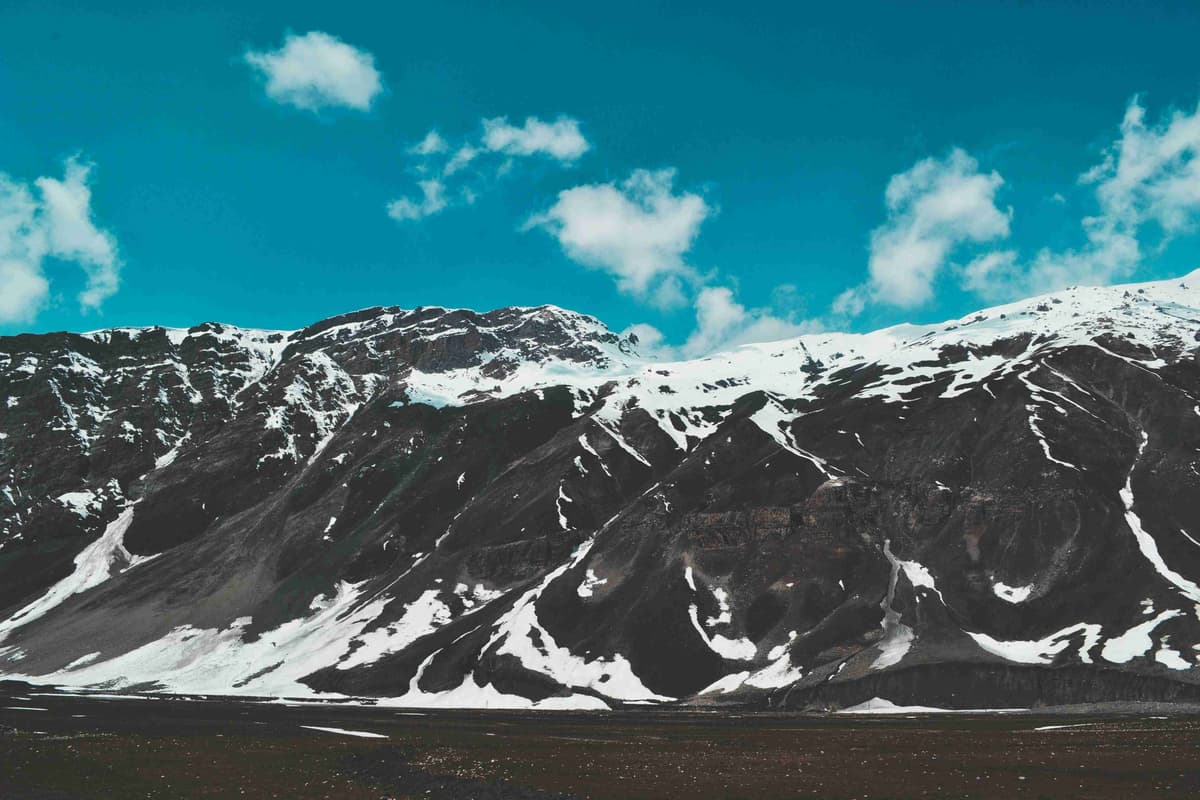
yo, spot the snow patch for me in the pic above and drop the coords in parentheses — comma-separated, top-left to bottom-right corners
(993, 581, 1033, 604)
(969, 622, 1104, 665)
(1101, 609, 1181, 664)
(301, 725, 387, 739)
(0, 507, 152, 643)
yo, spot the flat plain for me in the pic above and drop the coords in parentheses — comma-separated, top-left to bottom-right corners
(2, 685, 1199, 799)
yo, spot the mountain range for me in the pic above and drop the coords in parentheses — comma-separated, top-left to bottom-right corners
(4, 272, 1200, 710)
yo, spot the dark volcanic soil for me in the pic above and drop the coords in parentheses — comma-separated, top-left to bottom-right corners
(2, 686, 1199, 799)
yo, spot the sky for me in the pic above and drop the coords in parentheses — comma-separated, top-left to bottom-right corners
(2, 1, 1200, 355)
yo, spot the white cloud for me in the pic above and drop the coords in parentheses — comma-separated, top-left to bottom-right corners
(410, 131, 448, 156)
(36, 159, 119, 309)
(620, 322, 672, 359)
(621, 286, 816, 360)
(0, 157, 120, 325)
(0, 257, 49, 325)
(389, 116, 588, 223)
(959, 250, 1020, 300)
(245, 31, 382, 112)
(861, 148, 1009, 310)
(682, 286, 812, 357)
(528, 165, 814, 354)
(526, 168, 709, 307)
(840, 96, 1200, 314)
(830, 286, 867, 319)
(1017, 96, 1200, 294)
(443, 145, 479, 177)
(386, 179, 447, 221)
(0, 176, 47, 325)
(482, 116, 589, 162)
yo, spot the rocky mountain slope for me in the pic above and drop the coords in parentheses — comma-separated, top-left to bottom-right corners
(4, 273, 1200, 710)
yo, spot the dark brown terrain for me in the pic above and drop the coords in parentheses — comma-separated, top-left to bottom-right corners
(3, 685, 1199, 799)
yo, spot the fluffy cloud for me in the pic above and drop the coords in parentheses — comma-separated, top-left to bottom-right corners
(389, 116, 588, 222)
(525, 169, 709, 307)
(37, 160, 120, 309)
(0, 177, 48, 324)
(682, 286, 812, 356)
(843, 96, 1200, 315)
(623, 286, 814, 360)
(959, 250, 1021, 300)
(529, 166, 813, 354)
(1018, 96, 1200, 294)
(482, 116, 589, 162)
(386, 179, 447, 221)
(0, 157, 120, 324)
(0, 257, 49, 325)
(863, 148, 1010, 310)
(245, 31, 382, 112)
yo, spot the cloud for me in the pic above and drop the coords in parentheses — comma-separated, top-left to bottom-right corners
(386, 179, 447, 221)
(410, 131, 448, 156)
(682, 286, 813, 357)
(860, 148, 1010, 311)
(0, 176, 48, 325)
(0, 257, 49, 325)
(443, 145, 479, 177)
(0, 157, 120, 324)
(620, 322, 672, 359)
(622, 286, 815, 360)
(830, 286, 867, 319)
(245, 31, 382, 112)
(388, 116, 588, 222)
(526, 168, 710, 307)
(482, 116, 589, 162)
(529, 165, 815, 355)
(36, 159, 120, 310)
(1017, 96, 1200, 294)
(841, 95, 1200, 315)
(959, 250, 1020, 300)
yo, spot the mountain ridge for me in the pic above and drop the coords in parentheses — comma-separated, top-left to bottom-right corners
(3, 270, 1200, 710)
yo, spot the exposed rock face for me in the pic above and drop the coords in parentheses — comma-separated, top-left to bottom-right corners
(3, 276, 1200, 710)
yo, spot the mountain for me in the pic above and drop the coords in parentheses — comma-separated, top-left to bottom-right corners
(3, 274, 1200, 711)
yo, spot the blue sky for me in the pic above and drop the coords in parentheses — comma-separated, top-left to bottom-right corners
(3, 1, 1200, 353)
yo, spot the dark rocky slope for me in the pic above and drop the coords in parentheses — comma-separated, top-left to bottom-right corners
(3, 276, 1200, 710)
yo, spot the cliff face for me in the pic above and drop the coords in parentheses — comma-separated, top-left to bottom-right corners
(3, 275, 1200, 710)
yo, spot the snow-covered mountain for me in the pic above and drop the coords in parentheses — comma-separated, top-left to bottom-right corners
(4, 274, 1200, 710)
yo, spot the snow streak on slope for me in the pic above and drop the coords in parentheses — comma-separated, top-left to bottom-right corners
(2, 581, 390, 696)
(0, 507, 152, 645)
(1123, 431, 1200, 605)
(873, 541, 915, 670)
(684, 567, 757, 661)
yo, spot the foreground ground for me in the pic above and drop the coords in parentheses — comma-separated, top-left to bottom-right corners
(2, 685, 1200, 798)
